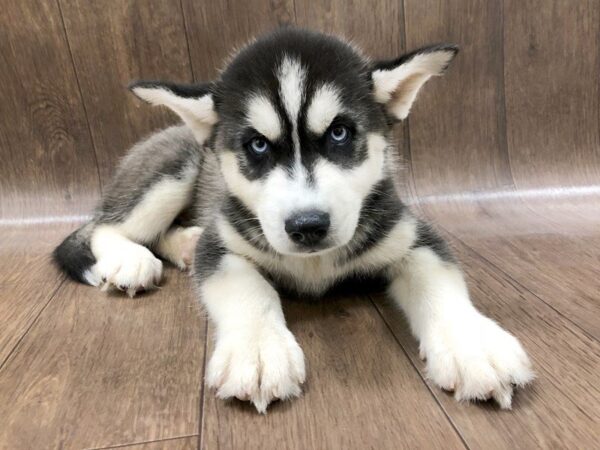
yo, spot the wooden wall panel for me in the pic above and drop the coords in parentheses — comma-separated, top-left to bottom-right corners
(404, 0, 514, 198)
(60, 0, 194, 185)
(504, 0, 600, 189)
(295, 0, 414, 199)
(0, 270, 205, 449)
(295, 0, 404, 60)
(182, 0, 294, 81)
(0, 0, 100, 220)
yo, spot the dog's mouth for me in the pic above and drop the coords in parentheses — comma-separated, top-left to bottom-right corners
(285, 239, 340, 257)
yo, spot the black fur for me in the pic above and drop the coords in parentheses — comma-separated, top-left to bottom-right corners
(214, 28, 387, 181)
(372, 43, 459, 73)
(128, 80, 213, 99)
(194, 225, 228, 283)
(339, 177, 404, 262)
(412, 221, 455, 263)
(221, 195, 273, 253)
(52, 225, 96, 284)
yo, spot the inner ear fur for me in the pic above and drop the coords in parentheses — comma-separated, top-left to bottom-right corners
(371, 44, 458, 120)
(129, 80, 218, 143)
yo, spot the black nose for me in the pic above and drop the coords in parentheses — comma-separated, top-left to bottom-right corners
(285, 210, 330, 247)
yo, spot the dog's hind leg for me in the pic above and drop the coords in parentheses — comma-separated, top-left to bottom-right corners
(91, 170, 197, 296)
(54, 126, 203, 296)
(155, 225, 204, 271)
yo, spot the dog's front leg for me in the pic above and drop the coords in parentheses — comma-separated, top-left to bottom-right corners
(389, 246, 534, 408)
(198, 253, 305, 413)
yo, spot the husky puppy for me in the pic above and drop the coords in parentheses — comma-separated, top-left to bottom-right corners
(54, 29, 533, 413)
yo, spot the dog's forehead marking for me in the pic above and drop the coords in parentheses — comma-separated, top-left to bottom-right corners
(307, 83, 342, 135)
(277, 55, 306, 123)
(246, 94, 282, 142)
(277, 56, 306, 170)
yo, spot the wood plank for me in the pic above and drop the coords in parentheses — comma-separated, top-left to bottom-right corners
(0, 276, 63, 366)
(60, 0, 194, 185)
(504, 0, 600, 188)
(181, 0, 294, 81)
(0, 224, 74, 286)
(295, 0, 404, 60)
(416, 197, 600, 340)
(92, 435, 198, 450)
(374, 241, 600, 449)
(0, 0, 100, 219)
(403, 0, 513, 197)
(0, 269, 205, 449)
(0, 225, 72, 369)
(202, 297, 465, 450)
(295, 0, 412, 198)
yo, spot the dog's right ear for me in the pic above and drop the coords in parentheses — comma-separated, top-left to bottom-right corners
(129, 80, 218, 143)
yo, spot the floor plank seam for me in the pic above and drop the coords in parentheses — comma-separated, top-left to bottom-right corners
(85, 433, 199, 450)
(178, 0, 196, 83)
(55, 0, 104, 194)
(197, 317, 209, 450)
(368, 296, 471, 450)
(0, 275, 66, 371)
(408, 199, 598, 343)
(438, 223, 599, 343)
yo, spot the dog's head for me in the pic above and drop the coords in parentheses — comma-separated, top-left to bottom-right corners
(131, 29, 457, 256)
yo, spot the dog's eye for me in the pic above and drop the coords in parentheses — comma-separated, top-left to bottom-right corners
(328, 125, 350, 144)
(247, 137, 270, 155)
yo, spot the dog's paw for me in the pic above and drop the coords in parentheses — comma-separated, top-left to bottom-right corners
(207, 325, 306, 413)
(171, 226, 203, 270)
(92, 244, 163, 297)
(422, 314, 534, 409)
(156, 226, 203, 271)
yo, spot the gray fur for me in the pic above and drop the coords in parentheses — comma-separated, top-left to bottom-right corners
(54, 29, 456, 294)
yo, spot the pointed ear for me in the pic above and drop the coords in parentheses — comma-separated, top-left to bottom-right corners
(129, 80, 218, 143)
(371, 44, 458, 120)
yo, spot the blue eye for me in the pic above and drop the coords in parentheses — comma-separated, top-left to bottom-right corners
(329, 125, 350, 144)
(248, 137, 270, 155)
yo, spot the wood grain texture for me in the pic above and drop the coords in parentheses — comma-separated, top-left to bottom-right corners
(202, 297, 466, 450)
(59, 0, 194, 185)
(1, 0, 600, 449)
(374, 239, 600, 449)
(416, 197, 600, 340)
(504, 0, 600, 188)
(0, 0, 100, 219)
(181, 0, 294, 81)
(92, 435, 198, 450)
(0, 269, 63, 366)
(0, 269, 205, 450)
(404, 0, 514, 197)
(295, 0, 404, 60)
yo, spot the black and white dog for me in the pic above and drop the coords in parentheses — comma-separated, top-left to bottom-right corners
(54, 29, 533, 413)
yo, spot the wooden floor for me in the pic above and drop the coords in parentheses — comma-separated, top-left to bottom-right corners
(1, 193, 599, 450)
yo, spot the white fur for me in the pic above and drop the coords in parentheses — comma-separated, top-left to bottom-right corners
(246, 94, 282, 142)
(90, 226, 163, 297)
(277, 56, 306, 165)
(372, 50, 456, 119)
(277, 56, 306, 124)
(389, 247, 534, 408)
(201, 254, 305, 413)
(256, 132, 386, 255)
(119, 171, 197, 243)
(88, 171, 196, 295)
(132, 87, 218, 143)
(156, 226, 204, 270)
(220, 150, 262, 213)
(217, 212, 418, 296)
(306, 84, 342, 134)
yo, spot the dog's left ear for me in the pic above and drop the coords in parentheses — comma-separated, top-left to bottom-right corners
(129, 80, 218, 143)
(371, 44, 458, 120)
